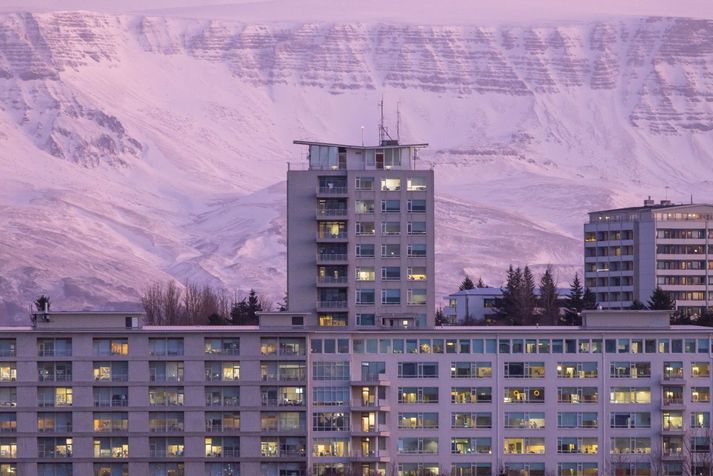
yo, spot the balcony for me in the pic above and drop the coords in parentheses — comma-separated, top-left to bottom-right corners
(661, 424, 685, 434)
(351, 425, 390, 437)
(39, 373, 72, 383)
(351, 450, 390, 463)
(316, 232, 348, 242)
(351, 399, 391, 412)
(317, 276, 348, 286)
(317, 208, 348, 219)
(350, 374, 390, 386)
(662, 397, 685, 409)
(317, 301, 348, 310)
(206, 448, 240, 458)
(317, 186, 348, 196)
(662, 372, 685, 383)
(316, 253, 347, 263)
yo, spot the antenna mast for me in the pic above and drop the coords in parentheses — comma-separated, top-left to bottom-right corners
(378, 97, 393, 144)
(396, 101, 401, 142)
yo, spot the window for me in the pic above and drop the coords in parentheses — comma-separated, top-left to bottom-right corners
(355, 200, 374, 213)
(260, 386, 304, 407)
(408, 221, 426, 235)
(400, 387, 439, 404)
(557, 362, 598, 378)
(610, 362, 651, 378)
(408, 266, 427, 280)
(557, 437, 598, 454)
(261, 412, 304, 432)
(504, 362, 545, 378)
(452, 387, 491, 404)
(451, 412, 491, 429)
(260, 362, 305, 382)
(149, 387, 184, 407)
(382, 244, 400, 257)
(150, 463, 184, 476)
(313, 387, 349, 406)
(610, 387, 651, 404)
(38, 362, 72, 382)
(408, 199, 426, 212)
(149, 437, 184, 457)
(503, 437, 545, 454)
(381, 221, 400, 235)
(0, 414, 15, 433)
(692, 362, 710, 377)
(93, 464, 128, 476)
(381, 266, 401, 280)
(664, 361, 684, 379)
(355, 221, 375, 236)
(93, 362, 128, 382)
(356, 244, 374, 257)
(407, 177, 427, 191)
(313, 362, 349, 380)
(504, 387, 544, 403)
(399, 464, 439, 476)
(381, 178, 401, 191)
(93, 412, 128, 433)
(558, 387, 598, 404)
(399, 412, 439, 429)
(662, 411, 684, 431)
(450, 362, 492, 378)
(205, 436, 240, 457)
(558, 412, 598, 428)
(37, 338, 70, 357)
(504, 412, 545, 429)
(312, 438, 348, 458)
(356, 267, 375, 281)
(398, 437, 439, 454)
(0, 365, 15, 383)
(94, 387, 128, 408)
(93, 437, 128, 458)
(610, 437, 651, 454)
(149, 338, 184, 356)
(206, 387, 240, 407)
(357, 313, 375, 326)
(398, 362, 438, 378)
(38, 387, 72, 407)
(382, 289, 401, 304)
(0, 390, 14, 409)
(355, 177, 374, 190)
(408, 288, 427, 305)
(692, 387, 710, 402)
(691, 412, 710, 428)
(150, 412, 185, 432)
(356, 289, 375, 304)
(38, 437, 71, 458)
(381, 200, 400, 212)
(408, 243, 426, 257)
(313, 412, 348, 431)
(204, 362, 240, 382)
(150, 361, 184, 383)
(205, 338, 240, 355)
(93, 339, 128, 356)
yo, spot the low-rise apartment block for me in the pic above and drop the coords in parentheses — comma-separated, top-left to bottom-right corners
(2, 309, 713, 476)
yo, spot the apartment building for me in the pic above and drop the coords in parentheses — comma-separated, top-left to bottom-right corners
(584, 200, 713, 314)
(287, 139, 435, 328)
(3, 309, 713, 476)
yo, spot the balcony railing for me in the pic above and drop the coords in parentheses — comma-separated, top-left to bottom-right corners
(317, 186, 348, 195)
(207, 448, 240, 458)
(316, 253, 347, 262)
(39, 373, 72, 382)
(38, 449, 71, 458)
(317, 276, 348, 284)
(39, 424, 72, 433)
(317, 301, 348, 309)
(317, 208, 347, 217)
(94, 397, 129, 408)
(317, 232, 348, 241)
(150, 448, 184, 457)
(206, 398, 240, 407)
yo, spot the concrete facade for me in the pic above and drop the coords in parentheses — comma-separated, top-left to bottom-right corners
(584, 201, 713, 315)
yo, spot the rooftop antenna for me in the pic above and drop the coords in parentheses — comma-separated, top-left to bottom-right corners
(361, 126, 364, 146)
(396, 101, 401, 142)
(691, 194, 694, 205)
(378, 97, 393, 144)
(665, 185, 670, 200)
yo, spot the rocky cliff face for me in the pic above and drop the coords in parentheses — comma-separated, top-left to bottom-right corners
(1, 12, 712, 321)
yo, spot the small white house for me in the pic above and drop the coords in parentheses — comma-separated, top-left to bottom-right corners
(443, 287, 570, 324)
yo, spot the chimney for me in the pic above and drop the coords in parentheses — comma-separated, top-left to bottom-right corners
(643, 196, 654, 206)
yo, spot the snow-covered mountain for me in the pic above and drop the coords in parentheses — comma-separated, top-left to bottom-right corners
(1, 11, 713, 322)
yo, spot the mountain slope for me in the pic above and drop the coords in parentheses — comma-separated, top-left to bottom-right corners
(1, 12, 712, 322)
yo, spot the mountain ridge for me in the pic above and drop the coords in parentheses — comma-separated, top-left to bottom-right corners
(0, 11, 712, 322)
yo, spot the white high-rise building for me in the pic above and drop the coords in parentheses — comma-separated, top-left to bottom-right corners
(584, 199, 713, 315)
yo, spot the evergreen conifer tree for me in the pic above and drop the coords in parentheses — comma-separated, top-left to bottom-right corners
(519, 266, 537, 325)
(539, 266, 559, 325)
(476, 277, 486, 288)
(648, 287, 675, 310)
(563, 274, 583, 325)
(459, 276, 475, 291)
(583, 288, 597, 310)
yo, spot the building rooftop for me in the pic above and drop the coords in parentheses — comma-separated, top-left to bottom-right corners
(293, 139, 428, 149)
